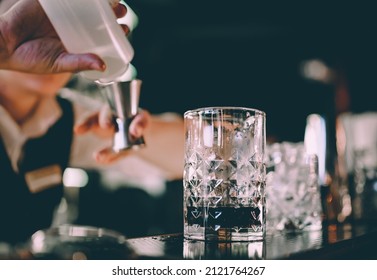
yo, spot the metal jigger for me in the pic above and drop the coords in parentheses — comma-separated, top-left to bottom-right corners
(101, 79, 145, 152)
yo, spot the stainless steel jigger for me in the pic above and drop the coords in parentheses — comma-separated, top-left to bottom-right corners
(101, 79, 145, 152)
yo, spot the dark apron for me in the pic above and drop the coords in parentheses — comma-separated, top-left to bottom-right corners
(0, 97, 73, 245)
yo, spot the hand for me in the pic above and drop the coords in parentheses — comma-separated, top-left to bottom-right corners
(0, 0, 128, 74)
(74, 107, 150, 164)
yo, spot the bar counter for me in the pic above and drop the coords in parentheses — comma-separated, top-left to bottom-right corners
(128, 222, 377, 260)
(8, 221, 377, 260)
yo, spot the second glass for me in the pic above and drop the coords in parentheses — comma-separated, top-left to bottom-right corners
(184, 107, 266, 241)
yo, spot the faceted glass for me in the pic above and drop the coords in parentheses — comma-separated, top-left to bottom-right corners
(266, 142, 322, 233)
(184, 107, 266, 241)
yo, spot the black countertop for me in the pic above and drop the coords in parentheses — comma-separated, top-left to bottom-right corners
(4, 222, 375, 260)
(128, 223, 377, 260)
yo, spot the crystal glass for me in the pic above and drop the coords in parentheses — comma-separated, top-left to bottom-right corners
(184, 107, 266, 241)
(266, 142, 322, 233)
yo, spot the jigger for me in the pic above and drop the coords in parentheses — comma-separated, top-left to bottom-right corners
(101, 79, 145, 152)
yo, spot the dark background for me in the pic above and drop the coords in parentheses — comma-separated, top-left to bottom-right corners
(126, 0, 376, 142)
(78, 1, 377, 237)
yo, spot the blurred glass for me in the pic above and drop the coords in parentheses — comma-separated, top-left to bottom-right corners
(266, 142, 322, 233)
(28, 224, 136, 259)
(337, 112, 377, 222)
(184, 107, 266, 241)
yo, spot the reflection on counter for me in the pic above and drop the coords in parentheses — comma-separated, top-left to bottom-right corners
(128, 222, 377, 260)
(183, 240, 265, 260)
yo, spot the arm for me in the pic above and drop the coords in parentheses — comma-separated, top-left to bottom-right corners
(135, 113, 184, 180)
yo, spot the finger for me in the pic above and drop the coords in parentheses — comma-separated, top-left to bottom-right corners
(74, 113, 99, 134)
(129, 110, 150, 138)
(120, 24, 130, 35)
(98, 105, 114, 130)
(113, 2, 127, 18)
(94, 147, 131, 164)
(56, 53, 106, 73)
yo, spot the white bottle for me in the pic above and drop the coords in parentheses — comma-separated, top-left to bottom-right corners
(38, 0, 134, 84)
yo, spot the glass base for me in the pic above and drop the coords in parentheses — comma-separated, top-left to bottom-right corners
(184, 225, 265, 242)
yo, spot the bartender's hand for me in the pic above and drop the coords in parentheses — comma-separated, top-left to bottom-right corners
(74, 106, 150, 164)
(0, 0, 128, 74)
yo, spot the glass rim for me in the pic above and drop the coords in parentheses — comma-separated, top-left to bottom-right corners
(184, 106, 266, 118)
